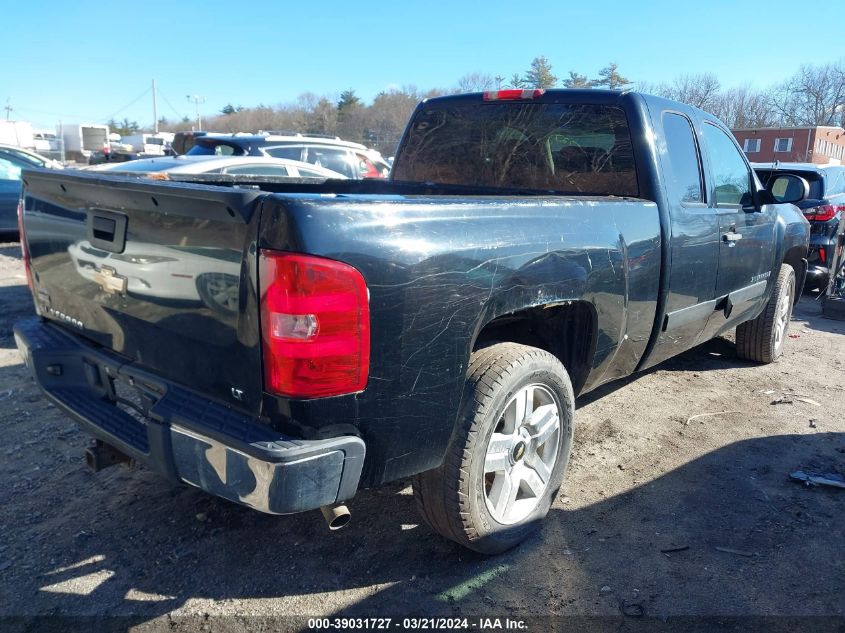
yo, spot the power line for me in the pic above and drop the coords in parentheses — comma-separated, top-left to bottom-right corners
(159, 91, 186, 120)
(98, 86, 152, 123)
(10, 105, 91, 120)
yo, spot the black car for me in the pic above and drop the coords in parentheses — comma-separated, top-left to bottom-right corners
(754, 162, 845, 290)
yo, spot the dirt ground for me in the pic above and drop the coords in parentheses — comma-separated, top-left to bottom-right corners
(1, 238, 843, 632)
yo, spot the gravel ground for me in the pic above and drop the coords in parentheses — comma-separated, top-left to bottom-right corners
(1, 238, 843, 631)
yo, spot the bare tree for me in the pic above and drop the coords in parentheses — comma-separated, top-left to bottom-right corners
(770, 62, 845, 126)
(363, 88, 421, 153)
(455, 72, 497, 93)
(654, 73, 722, 110)
(711, 86, 776, 128)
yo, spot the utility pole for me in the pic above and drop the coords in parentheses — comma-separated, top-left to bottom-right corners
(152, 79, 158, 133)
(186, 95, 205, 131)
(59, 120, 65, 164)
(4, 98, 11, 120)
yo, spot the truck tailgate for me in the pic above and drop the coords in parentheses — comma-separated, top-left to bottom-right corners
(21, 169, 266, 413)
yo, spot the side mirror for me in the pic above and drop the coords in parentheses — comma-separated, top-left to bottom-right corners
(767, 174, 810, 204)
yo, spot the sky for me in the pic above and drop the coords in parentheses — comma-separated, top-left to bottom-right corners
(4, 0, 843, 130)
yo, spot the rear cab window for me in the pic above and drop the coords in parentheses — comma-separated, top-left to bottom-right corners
(392, 101, 638, 196)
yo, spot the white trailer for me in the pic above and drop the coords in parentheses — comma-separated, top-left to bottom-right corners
(61, 124, 110, 161)
(0, 120, 36, 149)
(120, 132, 174, 156)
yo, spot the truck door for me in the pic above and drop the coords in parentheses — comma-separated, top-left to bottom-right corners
(642, 110, 720, 368)
(700, 122, 778, 336)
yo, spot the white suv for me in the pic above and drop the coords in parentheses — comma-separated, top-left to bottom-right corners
(185, 133, 391, 179)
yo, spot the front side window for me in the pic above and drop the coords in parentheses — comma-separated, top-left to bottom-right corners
(393, 102, 638, 196)
(662, 113, 703, 204)
(775, 137, 793, 153)
(702, 123, 752, 206)
(743, 138, 761, 153)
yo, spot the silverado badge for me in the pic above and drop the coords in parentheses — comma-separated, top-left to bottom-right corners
(93, 266, 128, 295)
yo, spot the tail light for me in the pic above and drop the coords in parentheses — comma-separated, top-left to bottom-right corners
(803, 204, 842, 222)
(17, 200, 34, 293)
(483, 89, 546, 101)
(818, 247, 826, 264)
(259, 251, 369, 398)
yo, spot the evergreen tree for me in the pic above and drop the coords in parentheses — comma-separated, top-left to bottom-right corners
(524, 56, 558, 89)
(337, 89, 361, 114)
(508, 73, 527, 89)
(107, 117, 140, 136)
(592, 63, 631, 90)
(563, 71, 592, 89)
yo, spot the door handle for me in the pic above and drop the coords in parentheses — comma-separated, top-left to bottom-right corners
(722, 232, 743, 247)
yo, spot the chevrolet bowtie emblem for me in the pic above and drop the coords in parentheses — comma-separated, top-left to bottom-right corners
(93, 265, 128, 295)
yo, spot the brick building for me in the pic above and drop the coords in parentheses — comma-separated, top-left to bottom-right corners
(732, 126, 845, 164)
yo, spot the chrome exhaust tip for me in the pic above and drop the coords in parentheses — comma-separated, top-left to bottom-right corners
(320, 504, 351, 530)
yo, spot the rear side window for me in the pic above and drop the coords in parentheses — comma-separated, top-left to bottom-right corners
(187, 140, 242, 156)
(702, 123, 752, 206)
(662, 113, 703, 203)
(264, 146, 304, 160)
(393, 102, 638, 196)
(306, 147, 356, 178)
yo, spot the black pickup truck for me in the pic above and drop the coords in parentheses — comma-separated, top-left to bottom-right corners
(15, 89, 810, 554)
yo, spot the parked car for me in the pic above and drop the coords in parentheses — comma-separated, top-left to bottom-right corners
(171, 131, 214, 156)
(87, 142, 141, 165)
(185, 133, 391, 179)
(68, 240, 242, 314)
(86, 155, 347, 179)
(15, 89, 809, 554)
(753, 162, 845, 290)
(0, 144, 62, 233)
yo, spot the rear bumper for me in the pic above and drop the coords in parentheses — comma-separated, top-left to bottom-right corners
(13, 317, 365, 515)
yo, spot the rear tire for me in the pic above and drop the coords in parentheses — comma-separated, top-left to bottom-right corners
(735, 264, 796, 363)
(412, 343, 574, 554)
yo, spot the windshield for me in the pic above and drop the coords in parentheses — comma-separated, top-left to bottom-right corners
(392, 101, 638, 196)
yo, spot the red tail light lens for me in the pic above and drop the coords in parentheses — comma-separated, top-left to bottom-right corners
(17, 200, 34, 293)
(483, 89, 546, 101)
(803, 204, 838, 222)
(259, 251, 370, 399)
(818, 247, 826, 264)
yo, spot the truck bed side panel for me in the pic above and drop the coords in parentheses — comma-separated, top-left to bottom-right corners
(259, 195, 661, 485)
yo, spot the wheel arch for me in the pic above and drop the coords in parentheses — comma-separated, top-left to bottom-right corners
(470, 301, 598, 396)
(782, 245, 808, 304)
